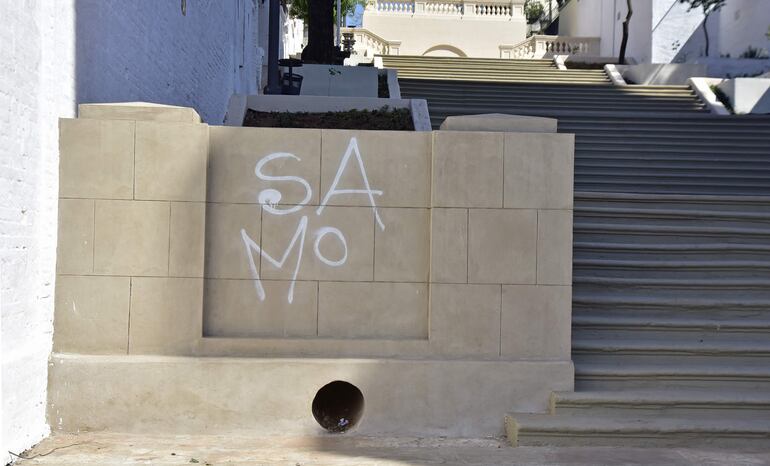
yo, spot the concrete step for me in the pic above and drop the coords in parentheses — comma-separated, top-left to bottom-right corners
(574, 132, 770, 143)
(401, 80, 693, 93)
(577, 138, 770, 150)
(550, 389, 770, 419)
(572, 313, 770, 343)
(573, 183, 770, 196)
(574, 192, 770, 213)
(575, 144, 769, 155)
(575, 210, 770, 228)
(574, 241, 770, 261)
(576, 159, 770, 171)
(395, 74, 610, 84)
(572, 338, 770, 365)
(505, 412, 770, 447)
(574, 363, 770, 390)
(574, 220, 770, 239)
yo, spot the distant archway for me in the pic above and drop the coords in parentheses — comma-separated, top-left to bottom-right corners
(422, 44, 467, 57)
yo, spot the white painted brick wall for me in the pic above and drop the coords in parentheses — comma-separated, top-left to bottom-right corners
(1, 1, 264, 462)
(75, 0, 262, 124)
(1, 2, 75, 462)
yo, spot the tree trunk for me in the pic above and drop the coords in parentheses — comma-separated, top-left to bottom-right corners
(702, 13, 710, 57)
(618, 0, 633, 65)
(302, 0, 335, 63)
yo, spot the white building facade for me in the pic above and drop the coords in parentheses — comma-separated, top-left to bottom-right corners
(558, 0, 770, 63)
(351, 0, 529, 59)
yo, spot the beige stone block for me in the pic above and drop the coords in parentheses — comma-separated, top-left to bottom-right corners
(504, 132, 574, 209)
(203, 279, 317, 338)
(261, 206, 374, 282)
(204, 203, 262, 279)
(430, 208, 468, 284)
(169, 202, 205, 277)
(374, 208, 430, 282)
(208, 127, 321, 205)
(440, 114, 557, 133)
(432, 131, 503, 208)
(54, 275, 130, 354)
(129, 277, 203, 355)
(468, 209, 537, 284)
(502, 285, 571, 359)
(537, 210, 573, 285)
(93, 200, 170, 276)
(59, 118, 134, 199)
(318, 282, 428, 338)
(320, 130, 431, 208)
(57, 199, 94, 274)
(134, 121, 208, 201)
(78, 102, 202, 123)
(430, 284, 501, 358)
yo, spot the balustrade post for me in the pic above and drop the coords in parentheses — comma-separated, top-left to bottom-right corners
(463, 1, 476, 16)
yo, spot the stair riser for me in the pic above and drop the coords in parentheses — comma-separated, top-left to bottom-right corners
(572, 353, 770, 366)
(574, 250, 770, 261)
(574, 184, 770, 195)
(552, 405, 770, 420)
(575, 377, 770, 391)
(512, 431, 770, 448)
(573, 328, 770, 345)
(575, 214, 770, 229)
(574, 267, 770, 280)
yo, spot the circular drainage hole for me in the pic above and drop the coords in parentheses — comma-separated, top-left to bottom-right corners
(312, 380, 364, 433)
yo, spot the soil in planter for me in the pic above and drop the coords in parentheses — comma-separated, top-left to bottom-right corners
(565, 62, 609, 70)
(243, 106, 413, 130)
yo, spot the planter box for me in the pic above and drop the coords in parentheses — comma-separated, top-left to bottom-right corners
(718, 78, 770, 115)
(224, 94, 432, 131)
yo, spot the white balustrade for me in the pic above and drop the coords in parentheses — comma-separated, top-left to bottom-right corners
(475, 3, 512, 16)
(424, 2, 463, 15)
(343, 27, 401, 60)
(376, 1, 415, 13)
(506, 35, 600, 59)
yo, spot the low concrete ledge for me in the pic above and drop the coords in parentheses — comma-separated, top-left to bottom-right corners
(49, 353, 573, 437)
(223, 94, 432, 131)
(616, 64, 707, 86)
(688, 77, 730, 115)
(440, 114, 558, 133)
(718, 78, 770, 115)
(604, 64, 626, 86)
(79, 102, 202, 123)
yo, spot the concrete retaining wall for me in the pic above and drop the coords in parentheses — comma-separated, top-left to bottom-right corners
(51, 103, 575, 436)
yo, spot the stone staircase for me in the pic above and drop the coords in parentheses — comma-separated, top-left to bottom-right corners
(391, 55, 770, 447)
(380, 55, 610, 83)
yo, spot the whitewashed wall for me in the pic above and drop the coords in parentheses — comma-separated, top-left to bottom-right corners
(718, 0, 770, 58)
(558, 0, 654, 61)
(75, 0, 261, 124)
(560, 0, 770, 63)
(1, 2, 76, 463)
(1, 1, 266, 463)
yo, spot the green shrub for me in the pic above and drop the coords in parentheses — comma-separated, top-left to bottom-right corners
(524, 1, 545, 24)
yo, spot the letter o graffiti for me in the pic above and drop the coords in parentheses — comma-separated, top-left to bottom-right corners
(313, 227, 348, 267)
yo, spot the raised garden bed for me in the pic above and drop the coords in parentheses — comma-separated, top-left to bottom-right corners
(243, 106, 413, 130)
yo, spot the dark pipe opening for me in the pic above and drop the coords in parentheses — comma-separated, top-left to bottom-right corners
(312, 380, 364, 433)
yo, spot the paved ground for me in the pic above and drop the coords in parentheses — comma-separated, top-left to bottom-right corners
(11, 433, 770, 466)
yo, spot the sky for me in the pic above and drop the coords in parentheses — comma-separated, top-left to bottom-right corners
(346, 4, 365, 27)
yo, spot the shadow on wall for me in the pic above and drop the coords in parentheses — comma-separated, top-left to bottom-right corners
(74, 0, 255, 123)
(671, 16, 710, 63)
(422, 44, 468, 57)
